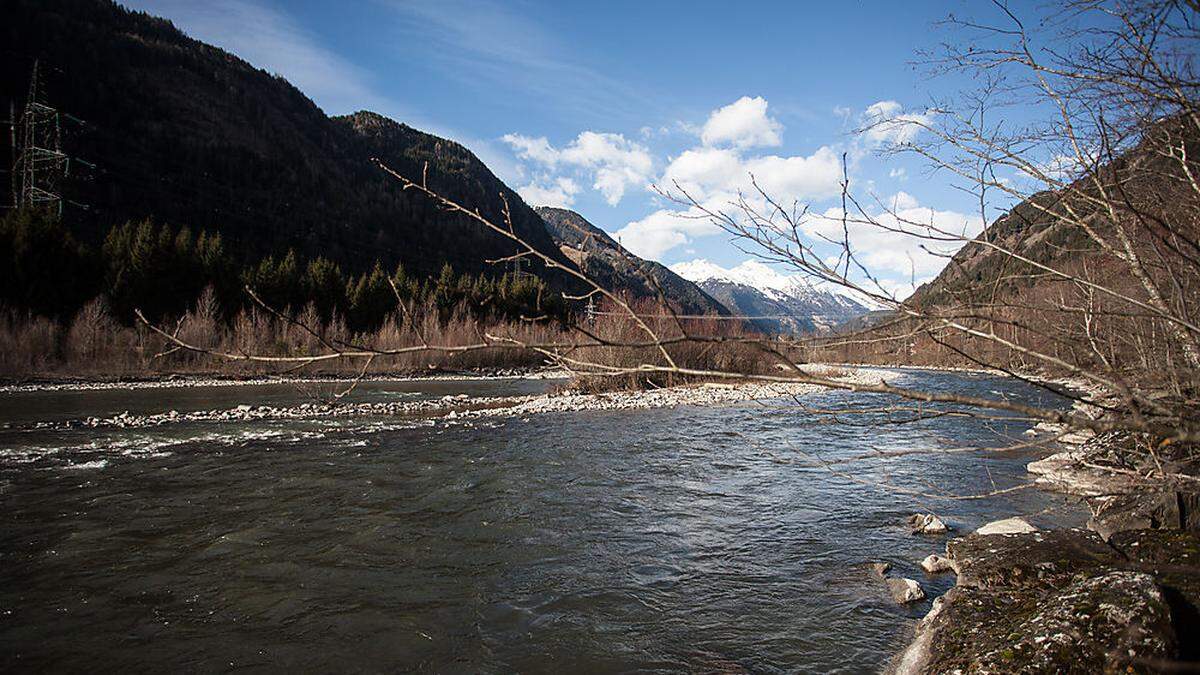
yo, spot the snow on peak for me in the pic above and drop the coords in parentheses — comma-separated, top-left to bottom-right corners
(671, 258, 884, 309)
(673, 259, 817, 298)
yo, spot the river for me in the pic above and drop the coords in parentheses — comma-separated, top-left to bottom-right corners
(0, 370, 1084, 672)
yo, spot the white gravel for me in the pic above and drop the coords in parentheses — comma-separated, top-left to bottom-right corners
(25, 367, 894, 431)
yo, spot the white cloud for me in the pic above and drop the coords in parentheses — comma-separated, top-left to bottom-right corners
(501, 134, 561, 166)
(502, 97, 963, 275)
(501, 131, 653, 206)
(743, 148, 843, 201)
(660, 145, 842, 203)
(661, 147, 744, 196)
(614, 209, 721, 260)
(801, 192, 983, 294)
(668, 192, 980, 300)
(701, 96, 782, 149)
(861, 100, 933, 146)
(516, 176, 579, 208)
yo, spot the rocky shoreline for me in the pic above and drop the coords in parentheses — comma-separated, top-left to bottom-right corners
(888, 381, 1200, 673)
(23, 378, 868, 432)
(0, 367, 569, 394)
(12, 365, 892, 431)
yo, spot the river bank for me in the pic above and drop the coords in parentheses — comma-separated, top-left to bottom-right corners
(13, 365, 894, 431)
(0, 366, 571, 394)
(888, 377, 1200, 673)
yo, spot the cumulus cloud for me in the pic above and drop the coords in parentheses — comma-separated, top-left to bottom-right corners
(502, 133, 561, 166)
(515, 176, 579, 208)
(501, 131, 652, 205)
(801, 191, 983, 295)
(700, 96, 782, 149)
(861, 100, 934, 146)
(614, 209, 721, 260)
(660, 145, 842, 203)
(501, 97, 962, 276)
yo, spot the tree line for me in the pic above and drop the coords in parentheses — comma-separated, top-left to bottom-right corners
(0, 208, 566, 333)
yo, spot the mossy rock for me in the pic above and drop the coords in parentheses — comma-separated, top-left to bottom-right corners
(947, 529, 1120, 591)
(914, 572, 1175, 674)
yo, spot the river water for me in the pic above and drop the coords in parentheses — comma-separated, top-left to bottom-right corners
(0, 370, 1083, 673)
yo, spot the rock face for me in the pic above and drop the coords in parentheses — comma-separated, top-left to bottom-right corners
(974, 516, 1037, 535)
(891, 528, 1200, 674)
(908, 513, 949, 534)
(886, 578, 927, 604)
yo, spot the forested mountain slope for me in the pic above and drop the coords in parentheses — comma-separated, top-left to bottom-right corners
(1, 0, 574, 286)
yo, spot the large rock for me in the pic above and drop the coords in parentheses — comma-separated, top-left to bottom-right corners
(908, 513, 949, 534)
(1025, 450, 1141, 497)
(1089, 489, 1200, 540)
(1110, 528, 1200, 659)
(946, 529, 1121, 591)
(886, 577, 926, 604)
(894, 572, 1176, 674)
(920, 554, 954, 574)
(975, 517, 1037, 535)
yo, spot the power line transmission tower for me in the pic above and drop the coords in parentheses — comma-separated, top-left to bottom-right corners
(3, 101, 14, 209)
(11, 61, 73, 215)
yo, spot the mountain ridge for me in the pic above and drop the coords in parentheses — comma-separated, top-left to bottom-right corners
(671, 259, 876, 334)
(535, 207, 728, 317)
(3, 0, 576, 287)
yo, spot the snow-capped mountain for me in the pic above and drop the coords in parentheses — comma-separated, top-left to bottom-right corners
(670, 259, 881, 334)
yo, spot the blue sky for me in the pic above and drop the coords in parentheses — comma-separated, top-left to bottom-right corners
(120, 0, 1041, 296)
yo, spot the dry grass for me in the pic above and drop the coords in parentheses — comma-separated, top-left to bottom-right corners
(0, 295, 557, 379)
(559, 299, 783, 392)
(0, 295, 779, 385)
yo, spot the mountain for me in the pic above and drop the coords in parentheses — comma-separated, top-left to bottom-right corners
(671, 260, 876, 334)
(908, 117, 1199, 313)
(1, 0, 579, 288)
(535, 207, 728, 316)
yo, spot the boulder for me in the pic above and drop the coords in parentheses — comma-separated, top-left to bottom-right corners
(974, 516, 1037, 535)
(1089, 489, 1200, 540)
(894, 572, 1175, 674)
(870, 561, 891, 577)
(947, 529, 1120, 591)
(920, 554, 954, 574)
(1109, 528, 1200, 658)
(907, 513, 949, 534)
(1027, 450, 1143, 497)
(886, 577, 926, 604)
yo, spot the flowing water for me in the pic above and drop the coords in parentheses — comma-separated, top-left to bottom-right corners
(0, 371, 1084, 673)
